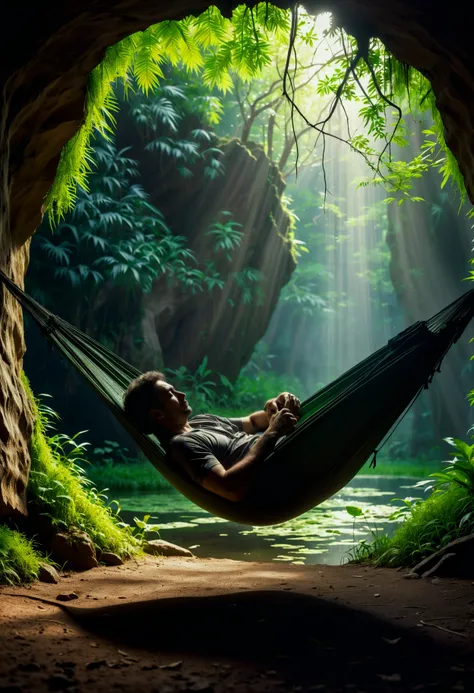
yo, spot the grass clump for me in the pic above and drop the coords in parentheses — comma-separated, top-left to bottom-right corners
(0, 525, 44, 585)
(24, 374, 140, 559)
(349, 436, 474, 568)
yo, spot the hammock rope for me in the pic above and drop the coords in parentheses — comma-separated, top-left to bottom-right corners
(1, 267, 473, 526)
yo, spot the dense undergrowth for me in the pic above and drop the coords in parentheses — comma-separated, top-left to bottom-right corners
(349, 437, 474, 567)
(0, 377, 140, 585)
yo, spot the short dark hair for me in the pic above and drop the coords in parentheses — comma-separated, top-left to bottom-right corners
(123, 370, 166, 433)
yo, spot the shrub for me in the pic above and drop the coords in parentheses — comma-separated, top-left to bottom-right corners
(349, 436, 474, 567)
(0, 526, 43, 585)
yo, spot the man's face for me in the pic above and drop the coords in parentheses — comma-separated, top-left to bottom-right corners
(150, 380, 192, 430)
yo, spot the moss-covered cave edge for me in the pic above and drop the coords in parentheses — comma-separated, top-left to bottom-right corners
(0, 375, 140, 585)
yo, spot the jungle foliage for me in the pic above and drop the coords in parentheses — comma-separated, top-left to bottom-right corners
(30, 84, 222, 349)
(45, 4, 291, 222)
(44, 4, 465, 224)
(349, 435, 474, 567)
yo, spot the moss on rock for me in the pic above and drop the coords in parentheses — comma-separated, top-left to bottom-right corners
(24, 373, 139, 558)
(0, 375, 139, 584)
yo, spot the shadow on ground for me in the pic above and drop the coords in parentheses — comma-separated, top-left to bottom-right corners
(43, 589, 472, 690)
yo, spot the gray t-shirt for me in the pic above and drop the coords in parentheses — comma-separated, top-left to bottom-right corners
(169, 414, 260, 484)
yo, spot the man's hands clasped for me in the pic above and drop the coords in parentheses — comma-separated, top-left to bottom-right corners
(264, 392, 301, 438)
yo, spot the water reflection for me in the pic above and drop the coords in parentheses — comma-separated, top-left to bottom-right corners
(115, 476, 425, 566)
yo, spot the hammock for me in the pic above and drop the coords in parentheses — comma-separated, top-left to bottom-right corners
(1, 268, 474, 526)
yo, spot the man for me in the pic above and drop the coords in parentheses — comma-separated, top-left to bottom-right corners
(123, 370, 300, 502)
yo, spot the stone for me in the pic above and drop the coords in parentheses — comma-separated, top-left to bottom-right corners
(17, 662, 41, 672)
(85, 660, 107, 670)
(56, 593, 79, 602)
(144, 539, 194, 558)
(98, 552, 124, 566)
(46, 674, 77, 691)
(38, 563, 60, 584)
(50, 530, 98, 571)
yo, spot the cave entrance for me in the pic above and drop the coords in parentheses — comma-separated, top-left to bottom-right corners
(23, 3, 474, 466)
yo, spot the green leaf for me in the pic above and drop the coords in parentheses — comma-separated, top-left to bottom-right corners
(346, 505, 363, 517)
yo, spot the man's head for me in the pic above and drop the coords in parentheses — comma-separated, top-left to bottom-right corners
(123, 370, 192, 436)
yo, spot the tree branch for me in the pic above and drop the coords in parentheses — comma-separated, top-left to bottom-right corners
(278, 124, 313, 172)
(267, 112, 275, 160)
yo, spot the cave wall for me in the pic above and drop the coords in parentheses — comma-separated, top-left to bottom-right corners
(0, 243, 33, 516)
(2, 0, 474, 514)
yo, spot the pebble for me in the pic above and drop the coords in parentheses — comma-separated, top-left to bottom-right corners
(85, 660, 107, 670)
(56, 593, 78, 602)
(46, 674, 78, 690)
(17, 663, 41, 672)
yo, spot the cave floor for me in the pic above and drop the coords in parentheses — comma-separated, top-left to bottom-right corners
(0, 556, 473, 692)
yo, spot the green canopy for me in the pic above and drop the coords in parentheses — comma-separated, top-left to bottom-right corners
(1, 268, 473, 526)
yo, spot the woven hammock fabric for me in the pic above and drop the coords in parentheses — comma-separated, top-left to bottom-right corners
(1, 268, 474, 526)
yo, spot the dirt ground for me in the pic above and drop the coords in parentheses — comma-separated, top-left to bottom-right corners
(0, 556, 473, 693)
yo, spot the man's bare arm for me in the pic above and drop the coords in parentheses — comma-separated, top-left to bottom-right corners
(202, 409, 297, 502)
(240, 410, 270, 433)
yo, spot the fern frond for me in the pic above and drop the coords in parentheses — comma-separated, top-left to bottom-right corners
(132, 30, 165, 93)
(193, 7, 230, 47)
(202, 44, 234, 90)
(176, 32, 205, 72)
